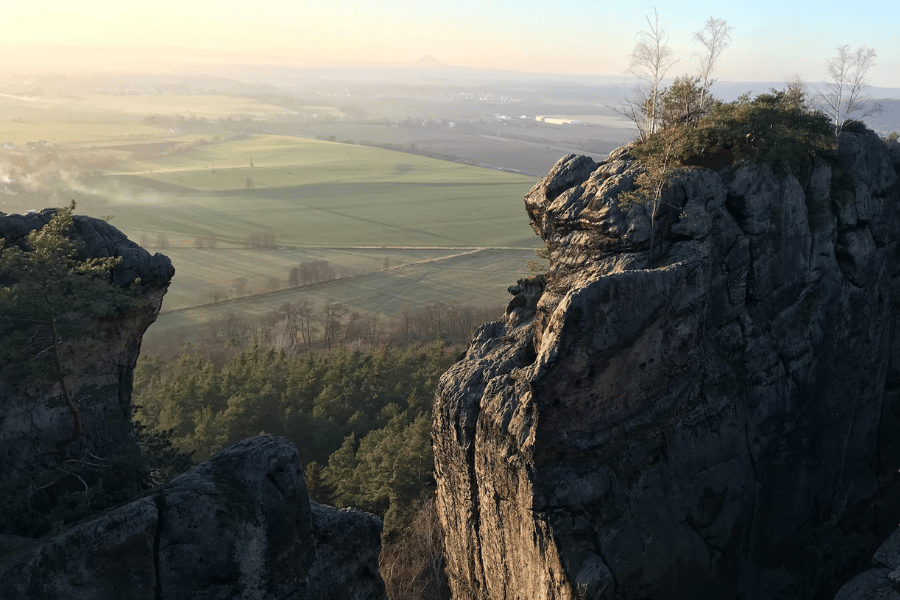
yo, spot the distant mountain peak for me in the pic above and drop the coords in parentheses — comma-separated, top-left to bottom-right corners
(415, 55, 444, 67)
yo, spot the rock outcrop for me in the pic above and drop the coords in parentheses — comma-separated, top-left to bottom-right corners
(0, 209, 174, 482)
(433, 130, 900, 599)
(0, 434, 387, 600)
(834, 526, 900, 600)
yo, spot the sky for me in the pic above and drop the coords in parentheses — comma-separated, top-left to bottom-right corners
(2, 0, 899, 87)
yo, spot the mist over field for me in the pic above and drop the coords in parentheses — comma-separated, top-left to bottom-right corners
(3, 56, 899, 353)
(0, 62, 620, 351)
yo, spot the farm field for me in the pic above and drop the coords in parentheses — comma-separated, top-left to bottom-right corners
(68, 94, 309, 118)
(158, 246, 475, 310)
(0, 95, 162, 145)
(91, 135, 540, 249)
(268, 119, 635, 176)
(1, 91, 557, 338)
(146, 247, 535, 340)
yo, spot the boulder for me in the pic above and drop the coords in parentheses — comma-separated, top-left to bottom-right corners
(0, 435, 387, 600)
(834, 527, 900, 599)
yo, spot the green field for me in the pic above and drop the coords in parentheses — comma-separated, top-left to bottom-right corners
(72, 94, 308, 118)
(1, 94, 545, 335)
(147, 248, 534, 339)
(91, 135, 539, 249)
(0, 100, 160, 145)
(158, 246, 473, 310)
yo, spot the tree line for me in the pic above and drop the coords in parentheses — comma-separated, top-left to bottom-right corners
(146, 300, 500, 359)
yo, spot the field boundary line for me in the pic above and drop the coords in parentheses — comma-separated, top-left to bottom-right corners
(157, 246, 516, 316)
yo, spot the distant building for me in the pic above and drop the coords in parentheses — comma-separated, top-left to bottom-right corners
(536, 116, 580, 125)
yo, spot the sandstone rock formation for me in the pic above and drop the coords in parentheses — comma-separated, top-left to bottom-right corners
(433, 129, 900, 599)
(0, 209, 174, 482)
(0, 434, 387, 600)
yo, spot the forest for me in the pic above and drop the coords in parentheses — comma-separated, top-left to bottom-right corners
(134, 336, 458, 539)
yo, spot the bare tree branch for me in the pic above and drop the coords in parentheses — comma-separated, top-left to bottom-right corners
(693, 17, 732, 111)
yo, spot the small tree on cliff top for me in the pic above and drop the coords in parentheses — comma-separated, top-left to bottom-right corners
(621, 8, 679, 141)
(0, 203, 129, 447)
(817, 44, 883, 134)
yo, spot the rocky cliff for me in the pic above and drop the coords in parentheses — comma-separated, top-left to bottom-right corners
(0, 209, 174, 481)
(433, 130, 900, 599)
(0, 213, 388, 599)
(0, 434, 387, 600)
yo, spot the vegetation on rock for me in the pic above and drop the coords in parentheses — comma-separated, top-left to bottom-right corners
(619, 81, 840, 267)
(632, 83, 835, 175)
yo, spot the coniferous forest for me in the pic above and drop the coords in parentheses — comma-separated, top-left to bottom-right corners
(134, 341, 456, 540)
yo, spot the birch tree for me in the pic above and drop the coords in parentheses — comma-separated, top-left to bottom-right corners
(693, 17, 732, 112)
(623, 8, 679, 141)
(818, 44, 883, 134)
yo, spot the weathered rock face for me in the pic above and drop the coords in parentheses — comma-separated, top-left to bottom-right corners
(834, 526, 900, 600)
(0, 434, 387, 600)
(433, 130, 900, 599)
(0, 209, 173, 482)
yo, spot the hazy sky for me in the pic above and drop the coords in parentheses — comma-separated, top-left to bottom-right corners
(3, 0, 899, 87)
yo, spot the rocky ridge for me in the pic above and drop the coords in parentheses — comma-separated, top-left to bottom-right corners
(433, 130, 900, 598)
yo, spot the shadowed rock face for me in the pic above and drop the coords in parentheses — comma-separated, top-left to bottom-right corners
(0, 210, 175, 482)
(834, 525, 900, 600)
(0, 435, 387, 600)
(433, 131, 900, 599)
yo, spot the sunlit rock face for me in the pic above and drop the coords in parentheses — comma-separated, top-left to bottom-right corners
(0, 435, 388, 600)
(0, 210, 174, 483)
(433, 130, 900, 599)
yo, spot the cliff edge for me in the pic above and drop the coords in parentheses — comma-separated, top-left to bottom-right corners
(433, 130, 900, 599)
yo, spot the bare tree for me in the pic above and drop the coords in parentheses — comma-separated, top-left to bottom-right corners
(320, 299, 346, 351)
(693, 17, 732, 111)
(296, 300, 316, 351)
(621, 8, 680, 141)
(232, 276, 249, 297)
(818, 44, 883, 134)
